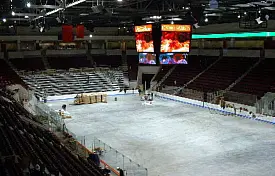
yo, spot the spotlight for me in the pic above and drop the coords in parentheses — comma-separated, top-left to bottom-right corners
(204, 18, 208, 22)
(265, 14, 269, 21)
(255, 17, 263, 24)
(193, 23, 200, 29)
(2, 18, 7, 23)
(56, 17, 61, 23)
(12, 11, 15, 16)
(117, 0, 122, 2)
(238, 15, 241, 18)
(40, 26, 45, 33)
(24, 16, 29, 19)
(27, 2, 31, 8)
(171, 21, 174, 24)
(89, 34, 93, 38)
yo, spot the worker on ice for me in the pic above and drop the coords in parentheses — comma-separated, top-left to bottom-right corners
(103, 166, 111, 175)
(117, 167, 124, 176)
(87, 152, 100, 167)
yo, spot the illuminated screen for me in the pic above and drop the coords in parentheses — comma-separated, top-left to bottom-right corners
(161, 24, 191, 53)
(135, 25, 154, 52)
(139, 53, 156, 65)
(159, 53, 188, 64)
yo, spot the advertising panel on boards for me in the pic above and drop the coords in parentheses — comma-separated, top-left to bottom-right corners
(159, 53, 188, 64)
(139, 53, 157, 64)
(160, 24, 192, 53)
(134, 24, 154, 52)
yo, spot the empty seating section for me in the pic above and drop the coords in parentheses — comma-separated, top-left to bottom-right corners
(0, 59, 27, 88)
(22, 70, 124, 97)
(163, 56, 217, 87)
(187, 57, 258, 92)
(232, 58, 275, 97)
(10, 57, 45, 71)
(102, 70, 125, 88)
(48, 56, 91, 69)
(93, 55, 122, 68)
(127, 56, 138, 80)
(0, 90, 104, 176)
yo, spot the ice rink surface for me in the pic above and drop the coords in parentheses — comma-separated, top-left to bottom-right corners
(48, 94, 275, 176)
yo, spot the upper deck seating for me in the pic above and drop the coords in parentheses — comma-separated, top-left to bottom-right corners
(187, 57, 258, 92)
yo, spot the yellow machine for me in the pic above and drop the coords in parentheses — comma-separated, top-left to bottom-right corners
(73, 92, 107, 105)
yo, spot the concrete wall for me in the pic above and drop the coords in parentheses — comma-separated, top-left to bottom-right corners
(137, 66, 160, 85)
(6, 84, 29, 101)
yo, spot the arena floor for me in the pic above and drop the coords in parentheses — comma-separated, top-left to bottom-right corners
(47, 94, 275, 176)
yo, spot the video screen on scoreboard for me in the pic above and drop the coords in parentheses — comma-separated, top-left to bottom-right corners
(135, 24, 154, 52)
(139, 53, 156, 65)
(161, 24, 191, 53)
(159, 53, 188, 64)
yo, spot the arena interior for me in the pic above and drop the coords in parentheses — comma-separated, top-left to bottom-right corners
(1, 0, 275, 176)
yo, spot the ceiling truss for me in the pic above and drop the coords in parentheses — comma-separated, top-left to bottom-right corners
(0, 0, 274, 28)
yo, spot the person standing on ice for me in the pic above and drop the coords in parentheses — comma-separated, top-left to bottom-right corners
(87, 152, 100, 167)
(103, 166, 111, 175)
(117, 167, 124, 176)
(220, 97, 226, 109)
(233, 104, 237, 115)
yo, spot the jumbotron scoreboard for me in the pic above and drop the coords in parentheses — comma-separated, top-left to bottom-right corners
(134, 23, 192, 65)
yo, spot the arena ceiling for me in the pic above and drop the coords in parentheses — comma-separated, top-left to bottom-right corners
(0, 0, 275, 29)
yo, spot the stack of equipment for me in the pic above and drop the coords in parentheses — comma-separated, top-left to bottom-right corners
(73, 92, 107, 105)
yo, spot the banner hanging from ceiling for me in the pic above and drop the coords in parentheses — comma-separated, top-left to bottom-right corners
(62, 25, 73, 42)
(76, 24, 85, 38)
